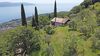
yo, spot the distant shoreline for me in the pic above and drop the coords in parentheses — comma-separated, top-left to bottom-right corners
(0, 11, 67, 24)
(0, 5, 33, 7)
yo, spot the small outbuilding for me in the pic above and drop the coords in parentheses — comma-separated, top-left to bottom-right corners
(51, 17, 70, 26)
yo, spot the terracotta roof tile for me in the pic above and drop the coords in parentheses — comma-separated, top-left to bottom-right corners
(51, 17, 68, 23)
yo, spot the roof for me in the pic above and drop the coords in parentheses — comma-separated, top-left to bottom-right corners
(51, 17, 69, 23)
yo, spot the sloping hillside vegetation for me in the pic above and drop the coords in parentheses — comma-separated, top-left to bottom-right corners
(0, 0, 100, 56)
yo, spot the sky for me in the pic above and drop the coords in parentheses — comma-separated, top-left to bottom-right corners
(0, 0, 84, 4)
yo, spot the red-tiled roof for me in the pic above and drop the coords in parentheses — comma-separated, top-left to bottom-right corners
(51, 17, 69, 23)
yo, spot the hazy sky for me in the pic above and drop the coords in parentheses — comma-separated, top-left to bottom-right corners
(0, 0, 84, 4)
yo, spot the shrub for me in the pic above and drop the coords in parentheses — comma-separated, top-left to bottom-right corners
(8, 27, 41, 55)
(44, 26, 55, 35)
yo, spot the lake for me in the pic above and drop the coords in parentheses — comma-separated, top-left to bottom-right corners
(0, 3, 79, 23)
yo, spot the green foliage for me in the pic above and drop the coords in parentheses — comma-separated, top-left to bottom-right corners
(81, 0, 92, 8)
(93, 2, 100, 12)
(97, 15, 100, 26)
(69, 1, 100, 16)
(21, 4, 27, 26)
(91, 27, 100, 52)
(0, 26, 41, 55)
(93, 41, 100, 50)
(0, 26, 100, 56)
(63, 34, 77, 56)
(57, 12, 68, 18)
(90, 2, 100, 26)
(44, 26, 55, 35)
(39, 16, 50, 28)
(16, 27, 40, 54)
(43, 45, 54, 56)
(13, 29, 40, 54)
(0, 48, 2, 56)
(94, 28, 100, 40)
(93, 2, 100, 16)
(69, 9, 97, 38)
(68, 1, 100, 55)
(69, 21, 77, 30)
(69, 5, 83, 15)
(0, 0, 100, 56)
(79, 25, 92, 37)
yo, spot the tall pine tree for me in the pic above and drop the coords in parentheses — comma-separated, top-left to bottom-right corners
(35, 6, 39, 26)
(21, 3, 27, 26)
(54, 0, 57, 17)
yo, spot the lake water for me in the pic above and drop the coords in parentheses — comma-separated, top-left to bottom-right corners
(0, 3, 79, 23)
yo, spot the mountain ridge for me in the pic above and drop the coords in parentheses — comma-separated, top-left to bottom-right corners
(0, 2, 34, 7)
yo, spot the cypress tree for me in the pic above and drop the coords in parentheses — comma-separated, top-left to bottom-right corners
(32, 15, 36, 27)
(54, 0, 57, 26)
(21, 3, 27, 26)
(48, 14, 51, 20)
(54, 0, 57, 17)
(35, 6, 39, 26)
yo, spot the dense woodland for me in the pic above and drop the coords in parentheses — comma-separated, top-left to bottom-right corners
(0, 0, 100, 56)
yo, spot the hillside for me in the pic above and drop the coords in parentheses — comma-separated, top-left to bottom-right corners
(0, 25, 100, 56)
(0, 0, 100, 56)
